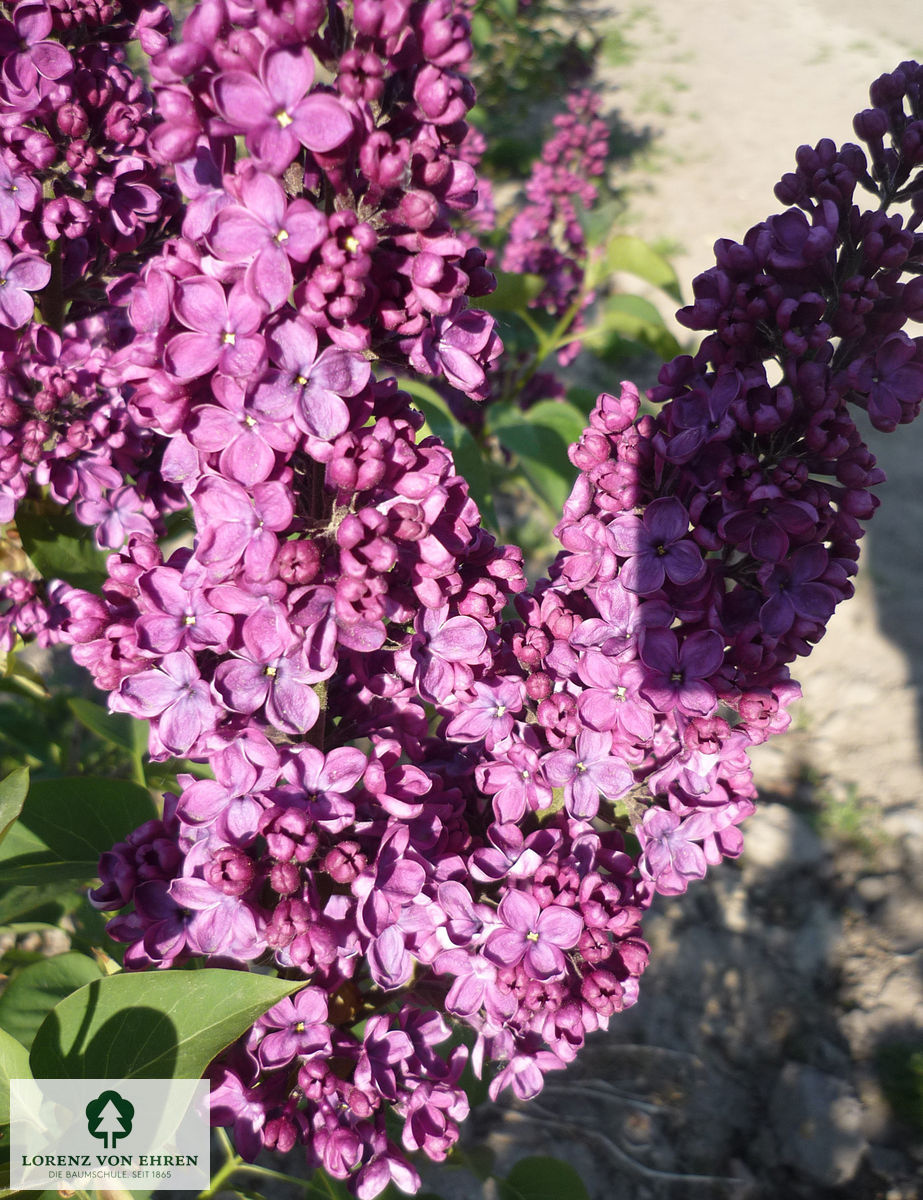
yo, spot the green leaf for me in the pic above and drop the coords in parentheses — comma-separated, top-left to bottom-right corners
(514, 401, 587, 450)
(0, 777, 157, 885)
(0, 822, 80, 883)
(0, 883, 83, 925)
(477, 271, 545, 315)
(0, 952, 103, 1050)
(29, 969, 306, 1079)
(565, 385, 601, 417)
(0, 766, 28, 847)
(0, 700, 56, 764)
(2, 654, 49, 699)
(309, 1171, 353, 1199)
(66, 892, 126, 963)
(511, 452, 573, 517)
(575, 197, 624, 251)
(67, 698, 138, 755)
(499, 1156, 591, 1200)
(488, 402, 580, 516)
(0, 1027, 32, 1124)
(452, 428, 498, 530)
(13, 498, 109, 592)
(606, 234, 682, 302)
(583, 293, 682, 362)
(597, 292, 668, 330)
(0, 947, 53, 970)
(470, 9, 491, 48)
(491, 310, 540, 358)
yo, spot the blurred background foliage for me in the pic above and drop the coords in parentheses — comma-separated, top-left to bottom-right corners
(411, 0, 686, 568)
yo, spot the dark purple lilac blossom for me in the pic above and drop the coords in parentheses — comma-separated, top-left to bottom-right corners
(0, 0, 178, 543)
(168, 875, 264, 960)
(253, 988, 330, 1069)
(638, 628, 725, 717)
(474, 738, 553, 822)
(208, 168, 327, 310)
(0, 156, 40, 237)
(165, 276, 265, 380)
(257, 315, 371, 441)
(608, 496, 705, 594)
(637, 808, 712, 896)
(543, 729, 634, 819)
(0, 2, 72, 93)
(444, 676, 525, 748)
(112, 650, 216, 755)
(213, 640, 323, 736)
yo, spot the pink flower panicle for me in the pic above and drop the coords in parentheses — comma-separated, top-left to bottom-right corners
(501, 88, 610, 361)
(0, 0, 178, 531)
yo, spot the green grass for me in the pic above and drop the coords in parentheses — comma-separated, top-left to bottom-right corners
(876, 1044, 923, 1132)
(601, 27, 636, 68)
(808, 780, 884, 857)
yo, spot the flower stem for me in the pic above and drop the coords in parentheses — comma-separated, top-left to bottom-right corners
(198, 1152, 243, 1198)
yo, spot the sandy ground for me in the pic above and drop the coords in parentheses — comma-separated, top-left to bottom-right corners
(416, 4, 923, 1198)
(609, 3, 923, 858)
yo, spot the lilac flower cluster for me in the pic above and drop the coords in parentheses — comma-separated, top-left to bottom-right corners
(5, 1, 923, 1193)
(0, 0, 178, 541)
(140, 0, 500, 396)
(501, 89, 609, 360)
(534, 62, 923, 904)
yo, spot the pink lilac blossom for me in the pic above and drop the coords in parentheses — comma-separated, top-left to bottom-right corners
(0, 243, 51, 327)
(501, 88, 610, 360)
(0, 0, 178, 538)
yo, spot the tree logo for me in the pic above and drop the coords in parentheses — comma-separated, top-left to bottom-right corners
(85, 1090, 135, 1149)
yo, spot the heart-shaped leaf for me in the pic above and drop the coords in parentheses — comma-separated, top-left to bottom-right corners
(14, 497, 109, 592)
(29, 969, 306, 1079)
(0, 766, 28, 847)
(499, 1156, 591, 1200)
(605, 234, 682, 302)
(0, 883, 84, 926)
(583, 293, 682, 362)
(402, 377, 499, 527)
(0, 777, 156, 885)
(489, 401, 585, 515)
(0, 952, 103, 1050)
(0, 1027, 31, 1123)
(67, 698, 140, 756)
(477, 271, 545, 315)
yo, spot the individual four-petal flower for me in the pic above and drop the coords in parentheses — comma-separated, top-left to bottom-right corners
(212, 45, 353, 174)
